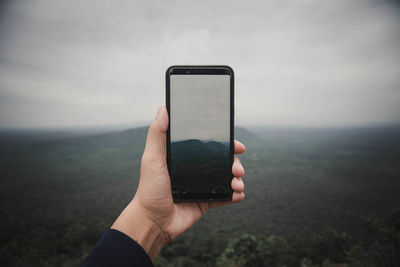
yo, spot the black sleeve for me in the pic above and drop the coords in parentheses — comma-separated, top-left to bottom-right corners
(81, 228, 154, 267)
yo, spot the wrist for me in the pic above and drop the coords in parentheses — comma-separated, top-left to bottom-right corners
(111, 200, 170, 261)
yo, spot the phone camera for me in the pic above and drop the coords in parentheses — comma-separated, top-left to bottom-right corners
(185, 67, 191, 74)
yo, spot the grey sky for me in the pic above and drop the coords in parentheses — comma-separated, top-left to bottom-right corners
(0, 0, 399, 128)
(170, 75, 230, 142)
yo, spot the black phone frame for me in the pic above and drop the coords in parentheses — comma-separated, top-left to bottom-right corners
(165, 65, 235, 202)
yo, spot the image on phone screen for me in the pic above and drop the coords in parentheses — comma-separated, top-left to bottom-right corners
(167, 66, 234, 201)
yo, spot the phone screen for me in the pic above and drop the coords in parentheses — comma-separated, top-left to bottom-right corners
(167, 66, 234, 201)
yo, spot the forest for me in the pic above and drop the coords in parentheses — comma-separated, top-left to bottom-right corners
(0, 125, 399, 266)
(170, 139, 230, 198)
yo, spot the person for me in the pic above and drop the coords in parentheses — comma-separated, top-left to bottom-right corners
(81, 106, 246, 267)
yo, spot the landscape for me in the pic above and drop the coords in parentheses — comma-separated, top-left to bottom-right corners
(0, 125, 399, 266)
(170, 139, 231, 199)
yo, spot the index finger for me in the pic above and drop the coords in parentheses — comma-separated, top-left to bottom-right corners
(234, 140, 246, 154)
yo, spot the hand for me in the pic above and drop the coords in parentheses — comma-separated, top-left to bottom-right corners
(112, 106, 246, 261)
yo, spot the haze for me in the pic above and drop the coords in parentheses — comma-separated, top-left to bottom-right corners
(0, 0, 399, 128)
(170, 75, 230, 142)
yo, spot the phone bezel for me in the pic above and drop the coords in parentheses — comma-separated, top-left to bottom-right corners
(165, 65, 235, 202)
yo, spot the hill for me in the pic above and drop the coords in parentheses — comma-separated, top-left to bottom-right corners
(170, 139, 230, 198)
(0, 126, 399, 266)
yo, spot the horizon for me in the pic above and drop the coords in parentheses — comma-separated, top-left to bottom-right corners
(1, 122, 400, 135)
(2, 2, 400, 265)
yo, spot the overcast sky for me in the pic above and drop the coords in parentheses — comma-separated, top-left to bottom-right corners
(170, 75, 230, 141)
(0, 0, 399, 128)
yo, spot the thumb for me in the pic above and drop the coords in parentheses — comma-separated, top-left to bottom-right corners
(143, 106, 169, 157)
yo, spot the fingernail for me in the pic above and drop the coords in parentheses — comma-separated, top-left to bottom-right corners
(156, 106, 162, 119)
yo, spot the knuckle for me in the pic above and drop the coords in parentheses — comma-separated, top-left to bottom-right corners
(141, 153, 167, 173)
(141, 153, 158, 165)
(149, 122, 157, 132)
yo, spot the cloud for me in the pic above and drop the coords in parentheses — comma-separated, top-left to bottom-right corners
(170, 75, 230, 142)
(0, 0, 399, 128)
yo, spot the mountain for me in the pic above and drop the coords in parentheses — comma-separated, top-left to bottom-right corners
(170, 139, 230, 197)
(171, 139, 229, 158)
(1, 125, 400, 266)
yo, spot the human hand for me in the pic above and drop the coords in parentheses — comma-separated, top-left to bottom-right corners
(112, 106, 245, 261)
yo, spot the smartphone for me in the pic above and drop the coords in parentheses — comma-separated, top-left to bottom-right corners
(166, 65, 234, 202)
